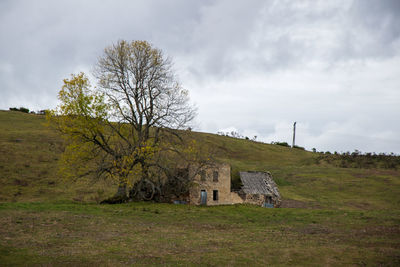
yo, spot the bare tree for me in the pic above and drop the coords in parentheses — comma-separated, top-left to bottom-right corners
(95, 40, 195, 130)
(94, 40, 197, 197)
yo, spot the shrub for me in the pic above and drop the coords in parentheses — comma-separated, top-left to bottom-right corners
(272, 141, 290, 147)
(230, 168, 243, 190)
(9, 107, 29, 113)
(315, 150, 400, 169)
(19, 107, 29, 113)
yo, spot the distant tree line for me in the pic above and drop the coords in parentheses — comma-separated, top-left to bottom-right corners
(216, 130, 307, 149)
(315, 150, 400, 169)
(270, 141, 305, 150)
(9, 107, 30, 113)
(217, 131, 257, 141)
(9, 107, 47, 115)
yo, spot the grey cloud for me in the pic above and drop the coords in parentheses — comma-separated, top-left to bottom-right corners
(178, 0, 265, 79)
(350, 0, 400, 42)
(180, 0, 400, 80)
(0, 0, 213, 110)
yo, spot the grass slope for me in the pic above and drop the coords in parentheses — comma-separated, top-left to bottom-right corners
(0, 110, 399, 266)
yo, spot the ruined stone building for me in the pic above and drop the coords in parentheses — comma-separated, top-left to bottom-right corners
(187, 163, 281, 207)
(237, 171, 281, 207)
(188, 163, 238, 205)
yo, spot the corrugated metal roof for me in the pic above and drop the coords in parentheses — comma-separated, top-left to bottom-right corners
(239, 171, 280, 198)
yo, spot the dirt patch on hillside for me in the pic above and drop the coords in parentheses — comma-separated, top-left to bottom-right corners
(296, 224, 333, 235)
(352, 169, 400, 178)
(344, 201, 374, 210)
(280, 199, 322, 209)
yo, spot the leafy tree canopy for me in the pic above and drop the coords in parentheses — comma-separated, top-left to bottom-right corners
(48, 40, 210, 202)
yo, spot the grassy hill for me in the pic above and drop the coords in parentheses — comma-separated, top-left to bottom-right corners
(1, 110, 399, 265)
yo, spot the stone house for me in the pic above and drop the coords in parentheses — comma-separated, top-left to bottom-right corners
(188, 163, 235, 205)
(187, 163, 281, 207)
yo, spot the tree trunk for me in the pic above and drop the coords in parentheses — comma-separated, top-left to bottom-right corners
(114, 182, 127, 198)
(100, 181, 128, 204)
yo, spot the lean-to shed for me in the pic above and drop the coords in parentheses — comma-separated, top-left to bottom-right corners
(239, 171, 281, 207)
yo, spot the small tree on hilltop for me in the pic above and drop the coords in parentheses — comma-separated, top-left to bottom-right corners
(48, 40, 209, 202)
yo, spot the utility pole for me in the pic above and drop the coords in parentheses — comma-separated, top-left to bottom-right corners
(292, 122, 296, 148)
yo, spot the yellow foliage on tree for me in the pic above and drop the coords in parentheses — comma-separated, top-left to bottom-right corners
(47, 40, 208, 202)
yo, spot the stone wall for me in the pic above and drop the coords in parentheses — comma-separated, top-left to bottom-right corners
(230, 191, 244, 204)
(243, 193, 265, 206)
(239, 193, 281, 207)
(189, 163, 232, 205)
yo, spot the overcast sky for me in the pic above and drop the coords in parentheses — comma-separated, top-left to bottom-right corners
(1, 0, 399, 153)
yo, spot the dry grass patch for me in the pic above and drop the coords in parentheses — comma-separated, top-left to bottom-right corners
(0, 203, 399, 266)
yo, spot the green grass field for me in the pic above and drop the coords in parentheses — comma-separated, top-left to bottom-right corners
(1, 110, 399, 266)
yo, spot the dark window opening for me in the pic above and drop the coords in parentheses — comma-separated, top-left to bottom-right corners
(200, 170, 206, 181)
(213, 190, 218, 201)
(213, 171, 219, 182)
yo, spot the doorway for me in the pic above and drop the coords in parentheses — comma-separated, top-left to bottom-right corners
(200, 190, 207, 205)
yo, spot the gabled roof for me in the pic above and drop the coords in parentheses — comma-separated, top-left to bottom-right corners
(239, 171, 280, 198)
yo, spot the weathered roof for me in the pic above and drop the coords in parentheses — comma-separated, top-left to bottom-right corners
(239, 171, 280, 198)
